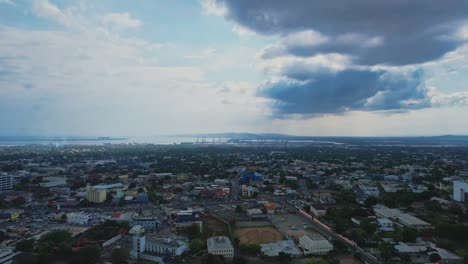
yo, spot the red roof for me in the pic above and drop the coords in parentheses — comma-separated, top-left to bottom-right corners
(112, 212, 121, 218)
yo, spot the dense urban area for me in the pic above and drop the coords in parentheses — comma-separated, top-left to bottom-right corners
(0, 140, 468, 264)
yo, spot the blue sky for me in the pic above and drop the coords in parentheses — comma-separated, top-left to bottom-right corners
(1, 0, 468, 136)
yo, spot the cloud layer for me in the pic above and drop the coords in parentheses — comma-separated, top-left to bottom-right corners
(210, 0, 468, 117)
(216, 0, 468, 65)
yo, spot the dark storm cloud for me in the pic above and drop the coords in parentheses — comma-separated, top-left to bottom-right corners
(259, 69, 430, 116)
(211, 0, 466, 116)
(217, 0, 468, 65)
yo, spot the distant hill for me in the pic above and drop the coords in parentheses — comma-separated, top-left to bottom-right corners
(175, 133, 468, 145)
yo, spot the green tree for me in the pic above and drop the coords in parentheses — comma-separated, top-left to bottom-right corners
(304, 258, 329, 264)
(70, 246, 101, 264)
(201, 254, 225, 264)
(429, 253, 442, 263)
(239, 244, 261, 254)
(232, 256, 247, 264)
(111, 247, 129, 264)
(364, 196, 378, 208)
(278, 252, 291, 263)
(35, 230, 73, 257)
(189, 238, 205, 252)
(16, 239, 34, 252)
(393, 227, 419, 243)
(378, 242, 394, 261)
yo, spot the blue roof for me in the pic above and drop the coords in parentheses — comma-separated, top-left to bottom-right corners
(94, 183, 124, 189)
(240, 172, 263, 184)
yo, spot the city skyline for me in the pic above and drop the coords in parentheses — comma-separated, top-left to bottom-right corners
(1, 0, 468, 137)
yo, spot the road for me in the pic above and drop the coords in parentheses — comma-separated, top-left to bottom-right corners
(298, 179, 311, 198)
(290, 206, 380, 264)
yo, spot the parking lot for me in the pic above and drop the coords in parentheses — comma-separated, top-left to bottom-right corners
(270, 210, 325, 240)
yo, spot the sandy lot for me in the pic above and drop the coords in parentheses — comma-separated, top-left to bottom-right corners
(235, 227, 283, 245)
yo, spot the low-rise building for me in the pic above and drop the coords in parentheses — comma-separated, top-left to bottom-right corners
(132, 217, 160, 230)
(261, 240, 302, 257)
(374, 205, 430, 229)
(145, 236, 187, 257)
(207, 236, 234, 259)
(298, 234, 333, 255)
(0, 247, 18, 264)
(377, 218, 394, 232)
(67, 212, 92, 225)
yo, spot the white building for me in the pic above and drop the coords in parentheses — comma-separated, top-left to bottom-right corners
(453, 180, 468, 202)
(132, 235, 187, 259)
(241, 185, 258, 197)
(67, 212, 92, 225)
(261, 240, 302, 257)
(298, 234, 333, 255)
(0, 174, 14, 192)
(132, 217, 160, 230)
(359, 184, 380, 197)
(377, 218, 394, 232)
(131, 235, 146, 259)
(145, 236, 187, 257)
(207, 236, 234, 259)
(0, 247, 18, 264)
(374, 205, 430, 229)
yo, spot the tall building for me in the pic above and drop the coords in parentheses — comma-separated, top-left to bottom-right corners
(453, 180, 468, 202)
(85, 187, 106, 203)
(131, 235, 146, 259)
(0, 174, 14, 192)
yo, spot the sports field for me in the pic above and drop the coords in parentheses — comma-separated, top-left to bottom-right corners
(235, 227, 283, 245)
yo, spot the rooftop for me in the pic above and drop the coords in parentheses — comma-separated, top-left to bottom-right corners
(207, 236, 233, 250)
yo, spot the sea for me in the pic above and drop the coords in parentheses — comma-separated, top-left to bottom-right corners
(0, 136, 205, 146)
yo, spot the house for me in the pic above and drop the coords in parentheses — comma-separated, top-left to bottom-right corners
(207, 236, 234, 259)
(374, 205, 430, 229)
(376, 218, 394, 232)
(298, 234, 333, 255)
(67, 212, 92, 225)
(394, 242, 462, 264)
(246, 208, 264, 218)
(261, 240, 302, 257)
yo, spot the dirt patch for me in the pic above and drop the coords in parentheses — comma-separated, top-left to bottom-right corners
(235, 227, 283, 245)
(203, 217, 229, 236)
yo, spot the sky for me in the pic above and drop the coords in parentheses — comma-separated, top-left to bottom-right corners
(1, 0, 468, 137)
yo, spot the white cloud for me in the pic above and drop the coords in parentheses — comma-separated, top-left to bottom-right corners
(232, 24, 255, 37)
(102, 12, 143, 30)
(184, 47, 217, 59)
(0, 1, 271, 136)
(283, 30, 329, 47)
(200, 0, 227, 16)
(258, 53, 353, 76)
(0, 0, 14, 5)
